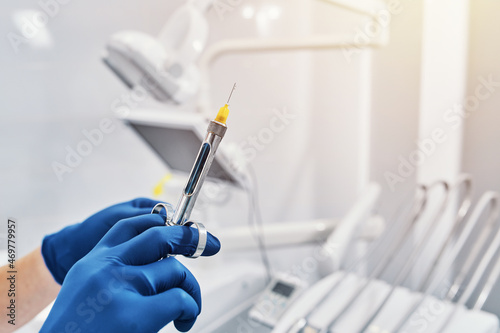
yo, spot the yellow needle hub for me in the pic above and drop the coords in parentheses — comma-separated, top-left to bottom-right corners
(215, 104, 230, 124)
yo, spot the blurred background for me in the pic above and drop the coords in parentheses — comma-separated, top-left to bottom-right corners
(1, 0, 500, 330)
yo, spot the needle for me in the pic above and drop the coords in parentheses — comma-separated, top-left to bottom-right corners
(226, 83, 237, 105)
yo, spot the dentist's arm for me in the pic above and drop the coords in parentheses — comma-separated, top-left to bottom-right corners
(0, 247, 60, 332)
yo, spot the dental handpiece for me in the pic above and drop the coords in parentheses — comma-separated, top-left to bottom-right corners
(171, 84, 235, 225)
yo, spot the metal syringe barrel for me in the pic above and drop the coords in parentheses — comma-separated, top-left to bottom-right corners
(172, 119, 228, 225)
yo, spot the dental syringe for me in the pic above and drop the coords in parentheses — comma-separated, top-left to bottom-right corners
(171, 84, 236, 225)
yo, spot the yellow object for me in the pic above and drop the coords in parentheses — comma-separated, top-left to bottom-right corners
(215, 104, 230, 124)
(153, 173, 173, 197)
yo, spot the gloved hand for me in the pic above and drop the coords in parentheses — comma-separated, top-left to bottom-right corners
(42, 198, 161, 284)
(41, 213, 221, 333)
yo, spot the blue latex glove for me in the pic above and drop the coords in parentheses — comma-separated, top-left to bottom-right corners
(41, 213, 221, 333)
(42, 198, 161, 284)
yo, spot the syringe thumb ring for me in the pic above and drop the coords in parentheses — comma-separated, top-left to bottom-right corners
(183, 221, 207, 259)
(151, 203, 175, 225)
(150, 203, 207, 258)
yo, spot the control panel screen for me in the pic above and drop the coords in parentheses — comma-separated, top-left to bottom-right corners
(131, 124, 237, 184)
(272, 282, 295, 298)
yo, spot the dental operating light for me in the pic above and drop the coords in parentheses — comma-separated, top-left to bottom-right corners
(103, 0, 211, 104)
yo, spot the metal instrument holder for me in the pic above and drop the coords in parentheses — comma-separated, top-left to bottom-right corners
(353, 181, 451, 332)
(433, 192, 500, 332)
(390, 188, 499, 332)
(288, 184, 429, 333)
(282, 177, 500, 333)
